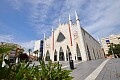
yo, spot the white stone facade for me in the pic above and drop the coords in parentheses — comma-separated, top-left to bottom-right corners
(43, 12, 104, 61)
(101, 34, 120, 54)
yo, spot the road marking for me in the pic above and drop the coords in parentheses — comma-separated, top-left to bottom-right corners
(85, 59, 110, 80)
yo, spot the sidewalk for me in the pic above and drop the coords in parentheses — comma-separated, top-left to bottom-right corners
(96, 58, 120, 80)
(69, 58, 120, 80)
(70, 59, 106, 80)
(31, 58, 120, 80)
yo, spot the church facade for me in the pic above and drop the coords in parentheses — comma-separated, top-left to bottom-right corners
(43, 12, 104, 61)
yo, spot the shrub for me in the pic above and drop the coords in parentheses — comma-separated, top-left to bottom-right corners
(0, 59, 73, 80)
(34, 60, 73, 80)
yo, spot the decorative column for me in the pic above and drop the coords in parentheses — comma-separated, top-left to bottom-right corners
(43, 33, 46, 60)
(75, 11, 87, 61)
(52, 26, 54, 51)
(68, 14, 73, 46)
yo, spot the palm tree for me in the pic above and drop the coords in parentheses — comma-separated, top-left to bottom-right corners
(36, 50, 39, 60)
(28, 49, 32, 58)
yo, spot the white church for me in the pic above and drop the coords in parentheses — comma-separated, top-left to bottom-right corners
(35, 12, 104, 61)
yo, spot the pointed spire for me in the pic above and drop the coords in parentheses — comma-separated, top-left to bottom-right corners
(75, 10, 79, 21)
(52, 26, 54, 32)
(69, 14, 71, 21)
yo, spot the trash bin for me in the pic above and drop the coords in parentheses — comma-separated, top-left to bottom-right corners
(69, 60, 74, 69)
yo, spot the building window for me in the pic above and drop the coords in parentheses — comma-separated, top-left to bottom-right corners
(57, 32, 66, 42)
(83, 31, 85, 35)
(118, 37, 120, 40)
(106, 40, 110, 44)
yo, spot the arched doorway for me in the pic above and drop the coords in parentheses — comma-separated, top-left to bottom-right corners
(54, 50, 57, 61)
(76, 43, 82, 60)
(67, 46, 72, 60)
(59, 47, 65, 61)
(45, 50, 50, 61)
(66, 50, 68, 61)
(87, 45, 91, 60)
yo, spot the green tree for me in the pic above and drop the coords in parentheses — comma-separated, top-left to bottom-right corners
(0, 43, 17, 62)
(108, 43, 120, 57)
(0, 42, 24, 64)
(0, 43, 17, 55)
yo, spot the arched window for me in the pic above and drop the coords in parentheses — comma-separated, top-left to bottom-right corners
(54, 50, 57, 61)
(76, 43, 82, 60)
(59, 47, 65, 61)
(66, 50, 68, 61)
(45, 50, 50, 61)
(66, 46, 72, 60)
(86, 44, 91, 60)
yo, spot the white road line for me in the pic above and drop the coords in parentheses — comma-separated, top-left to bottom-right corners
(84, 59, 110, 80)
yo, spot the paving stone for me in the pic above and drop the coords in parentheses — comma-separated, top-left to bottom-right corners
(31, 58, 120, 80)
(96, 58, 120, 80)
(70, 59, 106, 80)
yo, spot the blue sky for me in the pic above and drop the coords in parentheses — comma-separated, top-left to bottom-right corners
(0, 0, 120, 50)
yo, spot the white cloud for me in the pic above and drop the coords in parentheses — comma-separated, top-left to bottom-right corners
(8, 0, 120, 39)
(29, 0, 54, 36)
(52, 0, 120, 39)
(0, 34, 35, 51)
(83, 0, 120, 38)
(0, 35, 14, 42)
(18, 40, 35, 50)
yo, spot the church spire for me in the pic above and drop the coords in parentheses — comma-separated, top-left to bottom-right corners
(69, 14, 72, 25)
(75, 10, 79, 21)
(52, 26, 54, 32)
(69, 14, 71, 21)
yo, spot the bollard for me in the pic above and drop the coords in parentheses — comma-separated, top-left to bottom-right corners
(69, 60, 74, 70)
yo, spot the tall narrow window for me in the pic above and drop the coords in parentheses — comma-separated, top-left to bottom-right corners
(45, 50, 50, 61)
(54, 50, 57, 61)
(76, 43, 82, 60)
(59, 47, 65, 61)
(87, 45, 91, 60)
